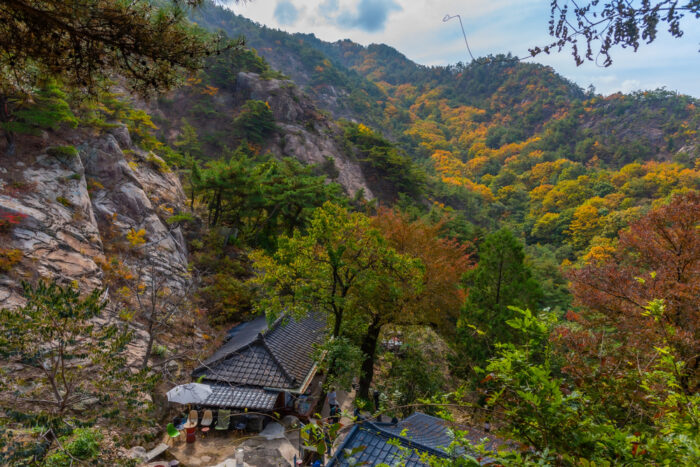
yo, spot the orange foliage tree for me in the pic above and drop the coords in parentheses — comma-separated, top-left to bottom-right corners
(353, 208, 473, 400)
(564, 191, 700, 403)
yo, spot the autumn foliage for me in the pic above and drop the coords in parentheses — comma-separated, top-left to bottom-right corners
(565, 191, 700, 395)
(0, 210, 27, 234)
(372, 207, 472, 332)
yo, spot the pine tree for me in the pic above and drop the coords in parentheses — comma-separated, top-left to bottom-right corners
(457, 228, 542, 370)
(0, 0, 242, 154)
(0, 81, 78, 154)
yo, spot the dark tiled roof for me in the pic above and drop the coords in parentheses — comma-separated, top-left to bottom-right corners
(378, 412, 454, 453)
(200, 344, 292, 387)
(327, 413, 512, 466)
(326, 421, 449, 467)
(193, 313, 326, 391)
(203, 316, 269, 366)
(201, 384, 278, 411)
(264, 315, 327, 384)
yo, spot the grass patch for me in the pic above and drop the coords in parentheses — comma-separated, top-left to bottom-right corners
(47, 145, 78, 158)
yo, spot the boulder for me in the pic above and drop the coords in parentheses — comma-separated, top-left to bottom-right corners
(280, 415, 300, 429)
(126, 446, 147, 461)
(258, 422, 285, 440)
(237, 436, 297, 467)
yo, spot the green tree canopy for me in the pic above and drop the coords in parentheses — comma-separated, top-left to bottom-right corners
(193, 148, 343, 249)
(250, 202, 421, 339)
(457, 228, 542, 369)
(0, 0, 228, 95)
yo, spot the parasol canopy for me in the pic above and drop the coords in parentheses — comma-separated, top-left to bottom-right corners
(166, 383, 213, 405)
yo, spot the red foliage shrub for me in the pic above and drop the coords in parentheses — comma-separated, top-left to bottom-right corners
(0, 211, 28, 234)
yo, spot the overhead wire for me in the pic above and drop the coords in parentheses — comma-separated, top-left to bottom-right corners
(442, 12, 537, 67)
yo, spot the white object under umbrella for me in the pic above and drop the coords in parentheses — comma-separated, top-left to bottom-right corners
(166, 383, 213, 405)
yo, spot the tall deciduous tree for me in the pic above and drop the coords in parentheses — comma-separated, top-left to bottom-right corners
(567, 191, 700, 394)
(250, 202, 419, 339)
(352, 208, 471, 400)
(251, 202, 425, 412)
(0, 281, 131, 413)
(457, 228, 542, 370)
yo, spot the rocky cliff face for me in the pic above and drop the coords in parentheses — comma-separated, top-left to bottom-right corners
(152, 71, 376, 200)
(0, 126, 189, 308)
(236, 72, 375, 199)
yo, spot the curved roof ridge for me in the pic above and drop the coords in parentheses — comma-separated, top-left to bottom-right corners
(326, 419, 451, 466)
(195, 338, 261, 377)
(365, 420, 452, 458)
(262, 314, 287, 335)
(259, 335, 297, 387)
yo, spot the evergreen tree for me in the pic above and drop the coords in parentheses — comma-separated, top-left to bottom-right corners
(0, 0, 228, 94)
(233, 100, 276, 143)
(457, 228, 542, 370)
(175, 119, 203, 159)
(0, 0, 241, 154)
(0, 81, 77, 154)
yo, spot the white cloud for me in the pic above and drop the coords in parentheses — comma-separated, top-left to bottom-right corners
(227, 0, 700, 97)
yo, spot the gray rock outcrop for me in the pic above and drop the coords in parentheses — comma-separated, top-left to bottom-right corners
(0, 126, 189, 309)
(237, 72, 374, 199)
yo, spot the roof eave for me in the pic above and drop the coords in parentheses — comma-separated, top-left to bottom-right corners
(263, 361, 319, 394)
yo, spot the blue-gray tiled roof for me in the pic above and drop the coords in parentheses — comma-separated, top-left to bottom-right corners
(378, 412, 455, 453)
(326, 421, 449, 467)
(327, 413, 512, 466)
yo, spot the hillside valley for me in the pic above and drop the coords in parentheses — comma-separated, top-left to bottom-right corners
(0, 1, 698, 466)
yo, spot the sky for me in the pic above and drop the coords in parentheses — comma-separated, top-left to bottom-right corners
(224, 0, 700, 98)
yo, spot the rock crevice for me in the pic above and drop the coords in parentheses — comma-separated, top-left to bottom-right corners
(0, 126, 190, 308)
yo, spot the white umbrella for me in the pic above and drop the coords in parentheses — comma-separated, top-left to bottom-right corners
(166, 383, 213, 405)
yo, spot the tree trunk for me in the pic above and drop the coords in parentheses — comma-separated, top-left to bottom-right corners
(4, 130, 15, 156)
(332, 309, 342, 338)
(142, 326, 155, 369)
(0, 94, 15, 156)
(211, 189, 222, 226)
(358, 314, 382, 402)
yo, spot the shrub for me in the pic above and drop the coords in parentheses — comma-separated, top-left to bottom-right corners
(1, 180, 37, 197)
(126, 228, 146, 247)
(166, 213, 194, 225)
(152, 344, 168, 358)
(0, 211, 27, 234)
(55, 196, 72, 208)
(233, 100, 276, 143)
(86, 179, 105, 193)
(65, 428, 101, 459)
(146, 152, 170, 173)
(44, 428, 102, 466)
(0, 248, 22, 272)
(201, 273, 254, 326)
(46, 145, 78, 159)
(1, 81, 78, 137)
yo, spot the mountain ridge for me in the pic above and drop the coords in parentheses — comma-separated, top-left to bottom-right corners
(185, 2, 700, 263)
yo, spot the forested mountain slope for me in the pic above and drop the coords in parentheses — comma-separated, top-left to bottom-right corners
(1, 1, 698, 465)
(187, 1, 699, 267)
